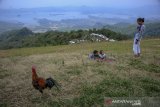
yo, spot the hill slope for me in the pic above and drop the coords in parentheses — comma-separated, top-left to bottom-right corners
(0, 39, 159, 106)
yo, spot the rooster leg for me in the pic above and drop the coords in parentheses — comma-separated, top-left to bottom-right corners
(38, 88, 43, 93)
(39, 90, 43, 93)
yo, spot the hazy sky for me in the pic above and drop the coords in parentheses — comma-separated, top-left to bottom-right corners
(0, 0, 160, 9)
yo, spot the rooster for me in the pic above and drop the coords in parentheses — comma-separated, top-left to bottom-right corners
(32, 66, 60, 93)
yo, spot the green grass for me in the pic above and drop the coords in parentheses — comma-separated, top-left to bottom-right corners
(0, 68, 11, 79)
(0, 39, 160, 107)
(72, 77, 133, 106)
(66, 66, 82, 75)
(140, 77, 160, 96)
(129, 59, 160, 73)
(0, 39, 159, 58)
(0, 103, 8, 107)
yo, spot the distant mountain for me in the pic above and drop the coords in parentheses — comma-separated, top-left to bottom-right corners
(104, 22, 160, 37)
(0, 21, 24, 34)
(0, 27, 33, 49)
(33, 17, 132, 32)
(144, 23, 160, 37)
(0, 27, 33, 40)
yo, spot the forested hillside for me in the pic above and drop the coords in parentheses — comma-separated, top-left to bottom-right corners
(0, 28, 128, 49)
(0, 27, 33, 49)
(0, 22, 159, 50)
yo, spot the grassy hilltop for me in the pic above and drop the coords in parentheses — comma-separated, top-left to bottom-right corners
(0, 39, 160, 106)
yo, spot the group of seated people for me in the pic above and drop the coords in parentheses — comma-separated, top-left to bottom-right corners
(89, 50, 107, 60)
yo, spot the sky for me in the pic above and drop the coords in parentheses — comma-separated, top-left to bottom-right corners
(0, 0, 160, 9)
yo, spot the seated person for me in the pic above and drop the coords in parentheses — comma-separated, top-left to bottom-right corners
(99, 50, 106, 59)
(89, 50, 100, 60)
(93, 50, 100, 59)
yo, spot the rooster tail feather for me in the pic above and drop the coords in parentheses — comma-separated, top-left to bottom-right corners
(46, 77, 60, 90)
